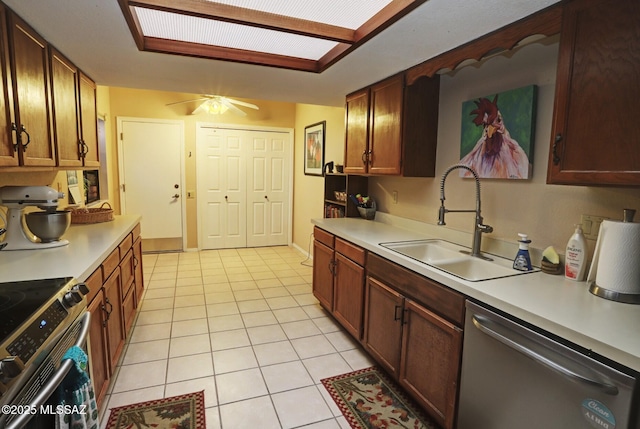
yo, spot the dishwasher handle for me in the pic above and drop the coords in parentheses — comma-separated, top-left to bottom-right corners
(471, 314, 619, 395)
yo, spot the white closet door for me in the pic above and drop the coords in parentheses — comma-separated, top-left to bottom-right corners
(197, 127, 246, 249)
(247, 131, 290, 247)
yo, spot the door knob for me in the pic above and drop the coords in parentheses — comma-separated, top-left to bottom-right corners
(172, 194, 180, 198)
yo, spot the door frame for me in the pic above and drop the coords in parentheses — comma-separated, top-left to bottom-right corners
(116, 117, 187, 251)
(195, 122, 294, 249)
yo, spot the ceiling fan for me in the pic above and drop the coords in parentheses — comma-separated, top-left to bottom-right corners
(166, 95, 259, 116)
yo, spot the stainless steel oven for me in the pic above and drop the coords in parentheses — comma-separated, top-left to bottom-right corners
(0, 277, 91, 429)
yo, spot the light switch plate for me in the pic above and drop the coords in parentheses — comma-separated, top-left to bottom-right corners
(580, 214, 608, 240)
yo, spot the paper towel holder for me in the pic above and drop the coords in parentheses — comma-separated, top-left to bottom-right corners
(588, 283, 640, 304)
(588, 208, 640, 304)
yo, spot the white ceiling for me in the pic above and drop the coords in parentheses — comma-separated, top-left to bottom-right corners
(4, 0, 560, 107)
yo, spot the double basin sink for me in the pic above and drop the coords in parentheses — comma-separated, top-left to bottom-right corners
(380, 239, 538, 282)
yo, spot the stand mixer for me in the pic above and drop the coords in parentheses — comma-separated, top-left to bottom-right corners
(0, 186, 70, 251)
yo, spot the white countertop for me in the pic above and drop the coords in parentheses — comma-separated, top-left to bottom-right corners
(313, 217, 640, 373)
(0, 215, 141, 283)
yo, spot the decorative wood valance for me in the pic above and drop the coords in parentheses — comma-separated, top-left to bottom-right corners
(406, 3, 563, 85)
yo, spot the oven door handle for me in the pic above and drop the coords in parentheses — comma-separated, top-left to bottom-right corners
(5, 312, 91, 429)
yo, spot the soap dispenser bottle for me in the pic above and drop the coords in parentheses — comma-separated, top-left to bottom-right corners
(565, 224, 588, 281)
(513, 233, 533, 271)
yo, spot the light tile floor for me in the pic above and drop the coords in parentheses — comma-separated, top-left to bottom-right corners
(100, 246, 375, 429)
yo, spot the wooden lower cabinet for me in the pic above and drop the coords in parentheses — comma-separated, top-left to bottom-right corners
(133, 235, 144, 308)
(87, 288, 109, 406)
(312, 239, 334, 310)
(85, 224, 143, 409)
(364, 253, 464, 429)
(400, 300, 462, 429)
(363, 276, 403, 375)
(333, 252, 365, 339)
(103, 267, 124, 371)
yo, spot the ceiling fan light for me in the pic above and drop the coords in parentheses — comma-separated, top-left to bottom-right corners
(205, 100, 229, 114)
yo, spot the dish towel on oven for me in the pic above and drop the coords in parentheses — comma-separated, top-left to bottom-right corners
(54, 346, 100, 429)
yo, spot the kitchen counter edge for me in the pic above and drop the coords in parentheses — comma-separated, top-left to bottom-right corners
(0, 215, 141, 283)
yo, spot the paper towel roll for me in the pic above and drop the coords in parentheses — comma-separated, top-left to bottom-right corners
(590, 220, 640, 295)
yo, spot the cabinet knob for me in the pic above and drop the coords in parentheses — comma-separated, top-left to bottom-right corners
(361, 151, 367, 165)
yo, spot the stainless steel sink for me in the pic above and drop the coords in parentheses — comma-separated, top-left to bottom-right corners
(380, 239, 538, 281)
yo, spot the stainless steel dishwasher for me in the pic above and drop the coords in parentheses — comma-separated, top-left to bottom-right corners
(458, 300, 639, 429)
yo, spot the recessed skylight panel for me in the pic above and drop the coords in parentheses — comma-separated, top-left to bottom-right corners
(135, 7, 339, 60)
(204, 0, 394, 29)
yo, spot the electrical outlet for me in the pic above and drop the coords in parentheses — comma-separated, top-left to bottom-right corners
(580, 214, 608, 240)
(392, 190, 398, 204)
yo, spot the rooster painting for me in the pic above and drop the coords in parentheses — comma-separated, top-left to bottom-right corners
(459, 86, 536, 179)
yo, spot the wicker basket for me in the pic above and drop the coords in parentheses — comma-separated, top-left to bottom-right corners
(70, 202, 114, 224)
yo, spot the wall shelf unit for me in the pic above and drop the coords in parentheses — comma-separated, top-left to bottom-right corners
(324, 173, 368, 218)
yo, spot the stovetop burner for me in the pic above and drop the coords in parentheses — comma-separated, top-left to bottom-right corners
(0, 278, 73, 342)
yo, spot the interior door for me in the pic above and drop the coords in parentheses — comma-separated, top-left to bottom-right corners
(197, 127, 246, 249)
(246, 131, 290, 247)
(197, 125, 291, 250)
(118, 118, 184, 252)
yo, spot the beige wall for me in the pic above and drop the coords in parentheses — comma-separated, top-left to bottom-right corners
(369, 41, 640, 255)
(292, 104, 346, 253)
(106, 87, 296, 248)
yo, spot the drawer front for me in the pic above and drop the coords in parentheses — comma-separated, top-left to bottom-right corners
(118, 233, 133, 257)
(85, 267, 103, 304)
(102, 248, 120, 279)
(367, 253, 465, 326)
(335, 237, 366, 266)
(314, 227, 334, 248)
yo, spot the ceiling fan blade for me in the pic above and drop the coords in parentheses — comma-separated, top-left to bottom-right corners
(219, 98, 247, 116)
(166, 97, 209, 106)
(224, 98, 259, 110)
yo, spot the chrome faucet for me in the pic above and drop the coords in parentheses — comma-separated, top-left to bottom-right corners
(438, 164, 493, 260)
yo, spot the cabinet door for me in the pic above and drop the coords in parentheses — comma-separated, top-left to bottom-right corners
(547, 0, 640, 185)
(399, 299, 462, 429)
(104, 267, 125, 372)
(333, 252, 365, 339)
(0, 4, 17, 167)
(79, 71, 99, 167)
(8, 13, 54, 167)
(312, 240, 334, 311)
(343, 88, 369, 174)
(50, 47, 81, 168)
(133, 236, 144, 308)
(87, 290, 109, 408)
(368, 74, 403, 175)
(363, 276, 404, 377)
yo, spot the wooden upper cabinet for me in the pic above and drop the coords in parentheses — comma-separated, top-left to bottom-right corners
(547, 0, 640, 185)
(79, 71, 99, 167)
(0, 4, 17, 167)
(343, 72, 439, 177)
(369, 74, 404, 175)
(50, 47, 81, 168)
(50, 48, 99, 168)
(343, 88, 369, 175)
(7, 12, 55, 167)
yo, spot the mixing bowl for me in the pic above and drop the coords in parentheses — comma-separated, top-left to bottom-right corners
(25, 210, 71, 243)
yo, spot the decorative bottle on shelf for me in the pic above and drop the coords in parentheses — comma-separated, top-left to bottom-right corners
(565, 224, 588, 281)
(513, 233, 533, 271)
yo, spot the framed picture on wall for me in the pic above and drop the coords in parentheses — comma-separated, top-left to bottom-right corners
(304, 121, 325, 176)
(460, 85, 537, 179)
